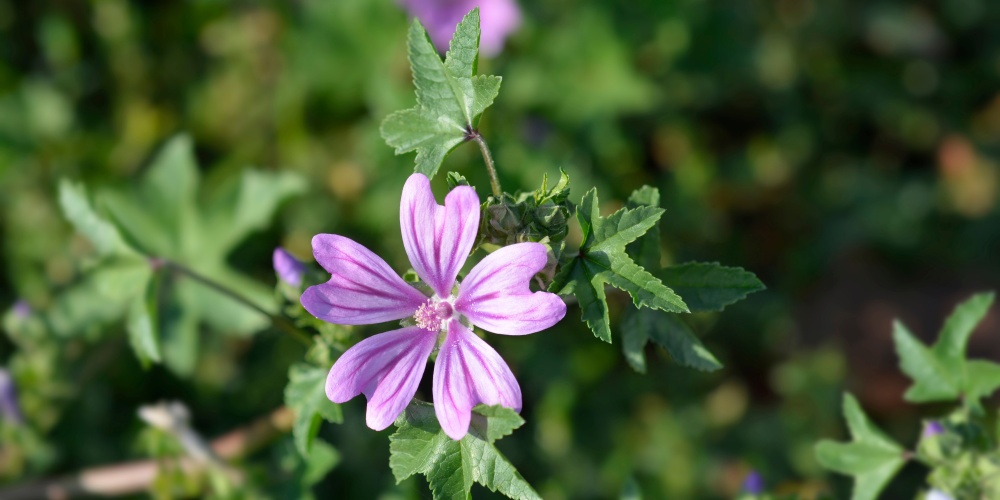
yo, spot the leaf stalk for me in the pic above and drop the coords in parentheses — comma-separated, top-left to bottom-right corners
(162, 260, 313, 347)
(467, 129, 502, 197)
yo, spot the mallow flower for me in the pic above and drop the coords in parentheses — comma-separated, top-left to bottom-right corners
(301, 173, 565, 439)
(399, 0, 521, 57)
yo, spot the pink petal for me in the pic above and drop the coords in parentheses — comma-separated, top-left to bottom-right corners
(433, 320, 521, 440)
(455, 242, 566, 335)
(400, 173, 480, 298)
(326, 326, 437, 431)
(301, 234, 427, 325)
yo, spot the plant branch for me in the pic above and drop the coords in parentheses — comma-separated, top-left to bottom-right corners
(0, 407, 294, 499)
(467, 129, 502, 197)
(159, 260, 312, 347)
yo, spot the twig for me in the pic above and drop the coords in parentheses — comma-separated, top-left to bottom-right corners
(0, 407, 294, 499)
(159, 260, 312, 347)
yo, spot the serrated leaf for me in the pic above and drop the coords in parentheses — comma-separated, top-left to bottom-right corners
(621, 308, 722, 373)
(389, 402, 541, 500)
(893, 292, 997, 404)
(625, 186, 661, 270)
(658, 262, 765, 312)
(284, 363, 343, 456)
(815, 393, 907, 500)
(550, 188, 686, 343)
(126, 271, 162, 366)
(58, 179, 137, 258)
(380, 9, 501, 178)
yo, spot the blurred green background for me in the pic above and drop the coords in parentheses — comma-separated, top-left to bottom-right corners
(1, 0, 999, 498)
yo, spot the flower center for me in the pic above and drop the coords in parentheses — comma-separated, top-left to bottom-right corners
(413, 298, 454, 332)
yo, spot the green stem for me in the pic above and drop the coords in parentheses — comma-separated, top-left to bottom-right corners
(469, 131, 502, 197)
(160, 260, 312, 347)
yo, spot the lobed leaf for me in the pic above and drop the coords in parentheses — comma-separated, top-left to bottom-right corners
(380, 9, 501, 178)
(551, 188, 687, 343)
(389, 402, 541, 500)
(815, 393, 907, 500)
(657, 262, 765, 313)
(621, 309, 722, 373)
(893, 292, 997, 404)
(58, 179, 137, 258)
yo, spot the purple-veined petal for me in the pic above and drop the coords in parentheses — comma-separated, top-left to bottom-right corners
(400, 173, 479, 298)
(273, 247, 306, 286)
(302, 234, 427, 325)
(455, 242, 566, 335)
(326, 326, 438, 431)
(433, 320, 521, 440)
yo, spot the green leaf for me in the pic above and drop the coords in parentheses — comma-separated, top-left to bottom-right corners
(94, 134, 304, 374)
(893, 292, 997, 403)
(936, 292, 994, 368)
(893, 321, 960, 401)
(625, 186, 661, 270)
(619, 187, 721, 372)
(621, 309, 722, 373)
(58, 179, 137, 258)
(284, 363, 343, 457)
(46, 259, 151, 338)
(657, 262, 765, 312)
(815, 393, 907, 500)
(550, 188, 687, 343)
(965, 360, 1000, 402)
(389, 402, 541, 500)
(380, 9, 501, 178)
(126, 271, 162, 366)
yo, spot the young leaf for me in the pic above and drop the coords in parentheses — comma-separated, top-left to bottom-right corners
(621, 309, 722, 373)
(815, 393, 907, 500)
(550, 188, 687, 343)
(284, 363, 343, 457)
(893, 292, 996, 404)
(389, 402, 541, 500)
(380, 9, 501, 178)
(658, 262, 765, 312)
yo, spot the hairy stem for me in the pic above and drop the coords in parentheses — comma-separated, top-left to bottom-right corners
(159, 260, 312, 347)
(468, 130, 502, 197)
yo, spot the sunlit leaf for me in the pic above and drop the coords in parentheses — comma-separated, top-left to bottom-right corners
(551, 187, 687, 343)
(380, 9, 500, 178)
(389, 402, 540, 500)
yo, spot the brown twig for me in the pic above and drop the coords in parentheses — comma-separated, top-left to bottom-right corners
(0, 407, 294, 499)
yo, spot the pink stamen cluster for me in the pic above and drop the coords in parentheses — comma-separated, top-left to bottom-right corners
(301, 173, 566, 439)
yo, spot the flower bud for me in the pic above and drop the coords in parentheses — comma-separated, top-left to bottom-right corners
(741, 470, 764, 495)
(0, 368, 23, 425)
(273, 247, 306, 287)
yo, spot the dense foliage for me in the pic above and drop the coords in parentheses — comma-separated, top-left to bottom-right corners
(1, 1, 999, 499)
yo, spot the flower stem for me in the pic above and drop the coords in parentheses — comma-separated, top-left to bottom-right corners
(160, 260, 312, 347)
(468, 130, 502, 197)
